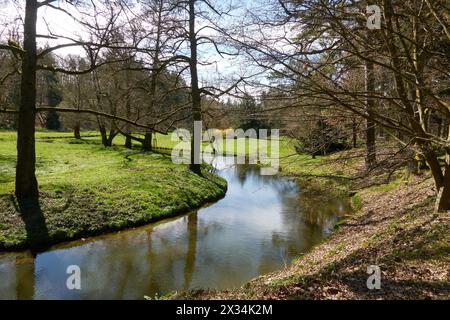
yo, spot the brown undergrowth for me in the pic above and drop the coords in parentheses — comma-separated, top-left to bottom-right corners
(176, 172, 450, 300)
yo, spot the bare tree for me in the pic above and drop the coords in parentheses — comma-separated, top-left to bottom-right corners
(227, 0, 450, 210)
(0, 0, 154, 198)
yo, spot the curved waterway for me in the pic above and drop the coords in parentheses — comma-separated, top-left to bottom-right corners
(0, 156, 350, 299)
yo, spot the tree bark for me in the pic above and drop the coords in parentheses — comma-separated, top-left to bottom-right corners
(352, 117, 357, 148)
(188, 0, 202, 175)
(124, 97, 132, 148)
(105, 137, 114, 147)
(424, 148, 444, 189)
(365, 59, 376, 170)
(98, 122, 108, 147)
(435, 163, 450, 212)
(435, 126, 450, 211)
(106, 127, 117, 147)
(15, 0, 39, 199)
(125, 136, 132, 149)
(74, 122, 81, 139)
(142, 131, 153, 151)
(124, 68, 132, 149)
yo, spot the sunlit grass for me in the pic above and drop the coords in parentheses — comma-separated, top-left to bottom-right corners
(0, 130, 227, 250)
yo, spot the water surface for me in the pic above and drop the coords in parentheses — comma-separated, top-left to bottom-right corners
(0, 156, 350, 299)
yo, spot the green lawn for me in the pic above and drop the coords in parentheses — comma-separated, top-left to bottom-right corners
(69, 129, 347, 181)
(0, 130, 227, 250)
(31, 130, 287, 156)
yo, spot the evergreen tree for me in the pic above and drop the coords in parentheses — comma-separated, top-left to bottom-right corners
(239, 94, 269, 138)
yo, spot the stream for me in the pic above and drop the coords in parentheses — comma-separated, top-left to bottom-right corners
(0, 155, 350, 299)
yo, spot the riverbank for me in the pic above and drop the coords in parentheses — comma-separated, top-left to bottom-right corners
(0, 131, 227, 251)
(176, 148, 450, 300)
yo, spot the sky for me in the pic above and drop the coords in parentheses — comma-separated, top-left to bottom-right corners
(0, 0, 290, 98)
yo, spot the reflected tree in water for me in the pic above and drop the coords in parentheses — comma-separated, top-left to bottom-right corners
(15, 253, 35, 300)
(183, 212, 198, 290)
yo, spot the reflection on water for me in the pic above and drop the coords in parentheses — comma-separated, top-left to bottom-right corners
(0, 156, 350, 300)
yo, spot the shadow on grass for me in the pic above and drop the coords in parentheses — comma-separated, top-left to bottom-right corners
(13, 196, 50, 251)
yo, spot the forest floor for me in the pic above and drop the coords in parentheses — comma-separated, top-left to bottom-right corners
(176, 147, 450, 300)
(0, 130, 227, 251)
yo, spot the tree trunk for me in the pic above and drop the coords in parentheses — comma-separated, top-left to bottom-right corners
(74, 122, 81, 139)
(105, 137, 114, 147)
(125, 136, 132, 149)
(352, 117, 357, 148)
(188, 0, 202, 175)
(15, 0, 39, 199)
(436, 117, 442, 138)
(142, 131, 153, 151)
(106, 128, 117, 147)
(435, 163, 450, 212)
(443, 118, 449, 140)
(98, 123, 109, 147)
(424, 148, 444, 189)
(124, 83, 132, 149)
(435, 125, 450, 211)
(142, 1, 162, 154)
(365, 59, 376, 170)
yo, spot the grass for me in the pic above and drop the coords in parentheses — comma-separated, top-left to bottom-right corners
(0, 130, 227, 251)
(365, 177, 404, 194)
(351, 194, 363, 211)
(63, 130, 288, 157)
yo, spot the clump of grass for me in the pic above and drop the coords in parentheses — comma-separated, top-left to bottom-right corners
(351, 193, 363, 211)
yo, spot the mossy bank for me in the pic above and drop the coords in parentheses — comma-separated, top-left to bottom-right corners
(0, 131, 227, 251)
